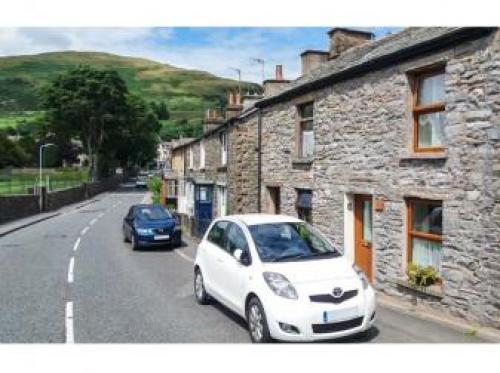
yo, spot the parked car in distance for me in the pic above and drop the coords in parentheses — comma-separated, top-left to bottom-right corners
(194, 214, 376, 343)
(123, 204, 182, 250)
(135, 172, 148, 188)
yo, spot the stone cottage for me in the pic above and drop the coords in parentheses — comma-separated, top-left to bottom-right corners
(252, 27, 500, 327)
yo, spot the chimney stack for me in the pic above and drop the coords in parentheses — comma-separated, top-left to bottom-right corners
(263, 65, 290, 97)
(225, 90, 243, 120)
(300, 50, 329, 75)
(328, 28, 373, 59)
(203, 108, 224, 133)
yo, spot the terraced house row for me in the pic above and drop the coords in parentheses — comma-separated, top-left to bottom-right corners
(166, 27, 500, 328)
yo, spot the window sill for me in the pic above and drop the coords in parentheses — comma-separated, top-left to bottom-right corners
(399, 152, 447, 161)
(291, 157, 314, 166)
(394, 278, 444, 299)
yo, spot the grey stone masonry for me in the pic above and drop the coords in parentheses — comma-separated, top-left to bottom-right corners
(259, 29, 500, 328)
(228, 110, 259, 214)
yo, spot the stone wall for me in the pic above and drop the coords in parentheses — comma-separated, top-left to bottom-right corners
(46, 184, 86, 211)
(0, 195, 40, 224)
(228, 112, 259, 214)
(259, 31, 500, 327)
(0, 175, 123, 225)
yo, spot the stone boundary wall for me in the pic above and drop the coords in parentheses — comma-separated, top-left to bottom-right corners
(0, 175, 123, 225)
(0, 194, 40, 224)
(46, 184, 86, 211)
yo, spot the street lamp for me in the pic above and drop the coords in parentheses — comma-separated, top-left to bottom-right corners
(39, 143, 55, 210)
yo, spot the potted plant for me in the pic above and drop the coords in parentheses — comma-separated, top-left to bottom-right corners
(406, 263, 439, 287)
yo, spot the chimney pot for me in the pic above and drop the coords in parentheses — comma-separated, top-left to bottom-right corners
(275, 65, 283, 80)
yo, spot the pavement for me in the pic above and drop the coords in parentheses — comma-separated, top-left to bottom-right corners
(0, 184, 494, 343)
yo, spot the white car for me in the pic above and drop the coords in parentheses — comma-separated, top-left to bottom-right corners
(194, 214, 376, 342)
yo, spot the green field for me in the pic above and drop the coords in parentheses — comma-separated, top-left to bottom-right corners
(0, 111, 42, 130)
(0, 168, 89, 195)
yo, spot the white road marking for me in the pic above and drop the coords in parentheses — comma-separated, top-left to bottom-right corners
(174, 250, 195, 263)
(89, 218, 97, 226)
(98, 212, 105, 218)
(73, 237, 81, 252)
(67, 257, 75, 283)
(80, 226, 89, 236)
(65, 301, 74, 343)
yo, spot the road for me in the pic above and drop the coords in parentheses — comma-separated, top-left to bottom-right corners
(0, 185, 485, 343)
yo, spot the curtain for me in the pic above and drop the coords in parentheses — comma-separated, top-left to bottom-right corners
(412, 237, 441, 270)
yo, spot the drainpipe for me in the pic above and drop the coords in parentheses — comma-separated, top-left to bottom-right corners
(257, 109, 262, 213)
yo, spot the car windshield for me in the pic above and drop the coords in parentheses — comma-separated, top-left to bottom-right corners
(135, 205, 172, 220)
(248, 222, 341, 262)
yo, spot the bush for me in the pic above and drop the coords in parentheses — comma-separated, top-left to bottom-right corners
(147, 176, 162, 204)
(406, 263, 439, 287)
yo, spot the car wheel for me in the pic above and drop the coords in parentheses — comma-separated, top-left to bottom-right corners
(194, 269, 210, 305)
(246, 297, 272, 343)
(131, 234, 139, 251)
(123, 229, 130, 243)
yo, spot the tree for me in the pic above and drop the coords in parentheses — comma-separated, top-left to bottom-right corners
(42, 66, 129, 180)
(150, 101, 170, 120)
(157, 101, 170, 120)
(112, 94, 160, 170)
(0, 133, 28, 168)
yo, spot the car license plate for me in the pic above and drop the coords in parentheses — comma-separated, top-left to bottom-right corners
(154, 234, 170, 240)
(322, 307, 358, 323)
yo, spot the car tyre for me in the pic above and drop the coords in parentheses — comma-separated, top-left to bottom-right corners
(131, 234, 139, 251)
(123, 229, 130, 243)
(194, 269, 210, 305)
(246, 297, 272, 343)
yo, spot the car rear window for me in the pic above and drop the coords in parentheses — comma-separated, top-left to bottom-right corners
(135, 206, 171, 220)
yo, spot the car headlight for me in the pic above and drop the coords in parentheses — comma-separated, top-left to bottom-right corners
(263, 272, 298, 300)
(136, 228, 153, 235)
(352, 264, 369, 290)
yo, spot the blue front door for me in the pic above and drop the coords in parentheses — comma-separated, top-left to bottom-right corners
(195, 184, 213, 236)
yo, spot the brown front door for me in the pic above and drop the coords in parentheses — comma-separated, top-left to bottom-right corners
(267, 186, 280, 214)
(354, 195, 373, 282)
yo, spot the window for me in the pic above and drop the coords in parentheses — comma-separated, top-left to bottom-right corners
(296, 189, 312, 224)
(207, 220, 229, 248)
(407, 199, 443, 271)
(411, 68, 445, 152)
(200, 142, 206, 169)
(298, 102, 314, 158)
(225, 223, 248, 255)
(167, 180, 177, 197)
(220, 132, 228, 166)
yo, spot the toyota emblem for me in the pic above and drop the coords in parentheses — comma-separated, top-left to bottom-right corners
(332, 287, 344, 298)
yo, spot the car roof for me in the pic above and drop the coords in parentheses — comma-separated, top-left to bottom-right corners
(221, 214, 303, 226)
(132, 204, 162, 209)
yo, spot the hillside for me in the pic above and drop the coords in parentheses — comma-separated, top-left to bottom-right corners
(0, 51, 260, 135)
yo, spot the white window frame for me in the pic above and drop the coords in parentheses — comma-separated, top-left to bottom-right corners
(220, 132, 228, 166)
(217, 185, 227, 217)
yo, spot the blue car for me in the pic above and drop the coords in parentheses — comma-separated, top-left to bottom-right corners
(122, 204, 182, 250)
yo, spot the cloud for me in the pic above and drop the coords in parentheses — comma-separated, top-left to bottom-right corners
(0, 27, 398, 83)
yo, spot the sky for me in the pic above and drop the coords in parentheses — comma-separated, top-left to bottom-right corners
(0, 27, 399, 83)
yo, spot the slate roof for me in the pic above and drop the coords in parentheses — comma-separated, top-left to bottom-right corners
(256, 27, 494, 107)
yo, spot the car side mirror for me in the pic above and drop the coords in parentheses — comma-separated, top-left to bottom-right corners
(233, 248, 250, 266)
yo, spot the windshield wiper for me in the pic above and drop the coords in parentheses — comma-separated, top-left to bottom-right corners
(270, 253, 309, 262)
(309, 251, 339, 258)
